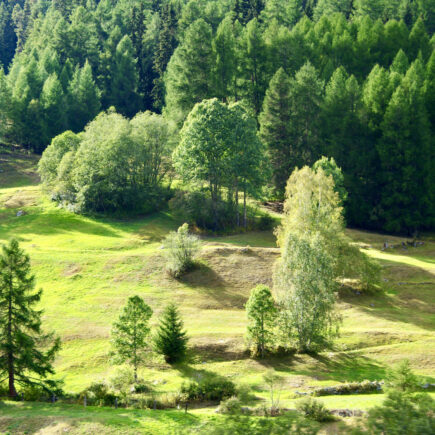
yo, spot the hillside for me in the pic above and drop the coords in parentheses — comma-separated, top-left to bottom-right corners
(0, 150, 434, 433)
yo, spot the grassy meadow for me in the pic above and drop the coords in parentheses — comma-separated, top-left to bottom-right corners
(0, 148, 434, 433)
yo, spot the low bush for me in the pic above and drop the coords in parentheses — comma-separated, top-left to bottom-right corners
(217, 396, 244, 415)
(296, 397, 335, 422)
(109, 366, 135, 392)
(181, 377, 237, 402)
(313, 380, 382, 396)
(163, 223, 201, 278)
(80, 382, 117, 407)
(133, 383, 151, 394)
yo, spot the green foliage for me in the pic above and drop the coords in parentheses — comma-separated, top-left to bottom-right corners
(296, 398, 334, 422)
(111, 296, 153, 382)
(313, 156, 347, 204)
(153, 304, 188, 364)
(163, 223, 201, 278)
(245, 285, 276, 357)
(181, 376, 236, 402)
(81, 382, 117, 407)
(0, 239, 60, 397)
(217, 396, 243, 414)
(39, 110, 172, 213)
(174, 98, 269, 230)
(359, 391, 435, 435)
(386, 360, 420, 393)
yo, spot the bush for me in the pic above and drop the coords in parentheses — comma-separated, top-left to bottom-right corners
(313, 380, 382, 396)
(386, 360, 420, 393)
(163, 223, 201, 278)
(217, 396, 244, 415)
(181, 377, 237, 402)
(133, 383, 150, 394)
(257, 213, 275, 231)
(296, 398, 335, 422)
(109, 367, 135, 392)
(81, 382, 117, 407)
(20, 385, 48, 402)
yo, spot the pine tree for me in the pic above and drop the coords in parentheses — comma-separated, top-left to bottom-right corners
(390, 49, 409, 75)
(0, 239, 60, 397)
(378, 60, 432, 233)
(41, 73, 67, 143)
(287, 62, 324, 169)
(212, 15, 237, 102)
(153, 304, 188, 364)
(259, 67, 292, 195)
(111, 296, 153, 382)
(152, 2, 177, 111)
(109, 35, 139, 117)
(164, 19, 214, 124)
(238, 18, 269, 116)
(0, 67, 12, 139)
(245, 285, 276, 358)
(408, 18, 431, 61)
(68, 61, 101, 132)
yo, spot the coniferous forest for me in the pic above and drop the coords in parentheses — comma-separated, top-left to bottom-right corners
(0, 0, 433, 233)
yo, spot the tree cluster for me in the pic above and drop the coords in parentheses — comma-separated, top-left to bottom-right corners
(0, 0, 434, 232)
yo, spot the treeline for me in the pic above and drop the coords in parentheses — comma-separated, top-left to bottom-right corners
(0, 0, 434, 232)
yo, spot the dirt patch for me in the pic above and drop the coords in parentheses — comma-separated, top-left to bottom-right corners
(62, 264, 83, 277)
(3, 189, 38, 208)
(191, 337, 248, 361)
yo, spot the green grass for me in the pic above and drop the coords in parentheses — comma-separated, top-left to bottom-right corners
(0, 151, 434, 433)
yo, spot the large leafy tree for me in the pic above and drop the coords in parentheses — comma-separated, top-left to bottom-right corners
(111, 296, 153, 382)
(0, 239, 60, 397)
(173, 98, 269, 230)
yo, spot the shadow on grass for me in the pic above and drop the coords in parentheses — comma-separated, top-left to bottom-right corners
(254, 352, 387, 383)
(0, 401, 199, 434)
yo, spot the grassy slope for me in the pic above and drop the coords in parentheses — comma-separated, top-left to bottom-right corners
(0, 150, 434, 433)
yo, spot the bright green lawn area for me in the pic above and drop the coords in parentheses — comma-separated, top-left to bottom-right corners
(0, 151, 434, 424)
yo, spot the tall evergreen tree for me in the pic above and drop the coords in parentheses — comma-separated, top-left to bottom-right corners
(0, 239, 60, 397)
(378, 60, 432, 233)
(109, 35, 139, 117)
(154, 304, 188, 364)
(152, 2, 178, 111)
(164, 19, 214, 124)
(67, 60, 101, 132)
(259, 67, 293, 195)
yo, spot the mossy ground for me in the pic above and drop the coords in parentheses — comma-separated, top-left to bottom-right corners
(0, 150, 434, 433)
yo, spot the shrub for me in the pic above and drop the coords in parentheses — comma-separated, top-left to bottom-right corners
(20, 385, 48, 402)
(163, 223, 201, 278)
(181, 377, 237, 402)
(313, 380, 382, 396)
(386, 360, 420, 393)
(257, 213, 275, 231)
(109, 367, 135, 392)
(217, 396, 244, 415)
(296, 398, 335, 422)
(133, 383, 150, 394)
(81, 382, 117, 407)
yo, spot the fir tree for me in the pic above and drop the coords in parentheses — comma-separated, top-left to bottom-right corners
(259, 67, 292, 196)
(153, 304, 188, 364)
(164, 19, 214, 124)
(111, 296, 153, 382)
(0, 239, 60, 397)
(68, 61, 101, 132)
(109, 35, 140, 117)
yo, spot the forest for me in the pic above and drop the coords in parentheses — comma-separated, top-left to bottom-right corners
(0, 0, 434, 434)
(0, 0, 433, 233)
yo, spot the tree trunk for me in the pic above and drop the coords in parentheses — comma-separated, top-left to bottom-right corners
(243, 186, 247, 229)
(8, 287, 17, 397)
(235, 179, 239, 227)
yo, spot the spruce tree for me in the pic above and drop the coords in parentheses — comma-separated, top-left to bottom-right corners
(153, 304, 188, 364)
(378, 60, 432, 233)
(164, 19, 214, 124)
(109, 35, 140, 117)
(67, 61, 101, 132)
(111, 296, 153, 382)
(259, 67, 292, 195)
(0, 239, 60, 397)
